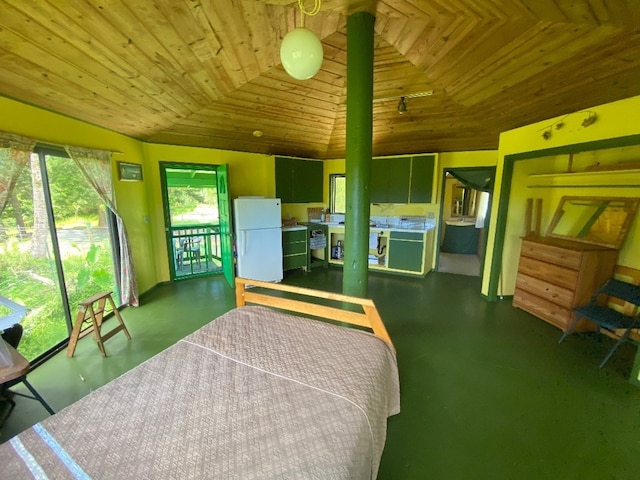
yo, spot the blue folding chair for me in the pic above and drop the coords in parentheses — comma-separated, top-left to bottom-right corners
(559, 279, 640, 368)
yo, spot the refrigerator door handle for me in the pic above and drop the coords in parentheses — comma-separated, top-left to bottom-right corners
(240, 230, 247, 256)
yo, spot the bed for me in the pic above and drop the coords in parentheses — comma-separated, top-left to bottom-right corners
(0, 277, 400, 479)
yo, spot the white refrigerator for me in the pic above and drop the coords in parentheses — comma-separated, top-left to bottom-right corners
(233, 197, 283, 282)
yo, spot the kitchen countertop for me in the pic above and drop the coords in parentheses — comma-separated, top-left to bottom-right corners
(282, 225, 307, 232)
(318, 222, 434, 233)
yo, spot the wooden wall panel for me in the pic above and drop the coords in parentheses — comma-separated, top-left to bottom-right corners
(0, 0, 639, 158)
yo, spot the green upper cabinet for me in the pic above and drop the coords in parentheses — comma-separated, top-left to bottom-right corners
(275, 156, 323, 203)
(370, 158, 390, 203)
(275, 156, 295, 203)
(409, 154, 435, 203)
(370, 157, 411, 203)
(370, 155, 435, 204)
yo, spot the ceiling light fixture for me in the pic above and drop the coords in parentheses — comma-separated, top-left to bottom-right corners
(397, 97, 407, 114)
(373, 90, 435, 103)
(280, 0, 323, 80)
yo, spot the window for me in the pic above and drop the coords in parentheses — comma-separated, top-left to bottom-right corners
(0, 146, 118, 363)
(330, 174, 346, 214)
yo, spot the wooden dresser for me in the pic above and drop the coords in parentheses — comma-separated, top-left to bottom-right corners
(513, 236, 618, 332)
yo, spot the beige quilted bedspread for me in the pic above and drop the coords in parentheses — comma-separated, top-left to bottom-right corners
(0, 306, 400, 479)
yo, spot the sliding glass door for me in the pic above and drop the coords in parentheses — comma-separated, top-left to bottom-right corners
(0, 147, 118, 362)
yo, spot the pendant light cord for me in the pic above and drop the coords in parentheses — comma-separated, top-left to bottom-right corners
(298, 0, 321, 27)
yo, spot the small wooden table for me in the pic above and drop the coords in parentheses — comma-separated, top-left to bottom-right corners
(0, 340, 54, 426)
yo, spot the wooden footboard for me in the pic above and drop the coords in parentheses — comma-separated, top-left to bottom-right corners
(235, 277, 393, 346)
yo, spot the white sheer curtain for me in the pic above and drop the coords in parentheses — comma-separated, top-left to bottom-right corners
(0, 132, 36, 217)
(475, 191, 490, 229)
(65, 146, 139, 307)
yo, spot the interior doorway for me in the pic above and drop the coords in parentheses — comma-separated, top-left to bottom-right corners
(436, 167, 495, 277)
(159, 162, 233, 285)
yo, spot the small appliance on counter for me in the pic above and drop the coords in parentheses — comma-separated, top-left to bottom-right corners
(331, 240, 344, 260)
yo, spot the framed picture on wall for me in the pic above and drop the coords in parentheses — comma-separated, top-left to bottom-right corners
(118, 161, 143, 181)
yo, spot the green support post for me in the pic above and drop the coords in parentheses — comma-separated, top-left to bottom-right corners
(343, 11, 375, 299)
(630, 351, 640, 388)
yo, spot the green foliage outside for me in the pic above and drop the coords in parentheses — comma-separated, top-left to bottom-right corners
(0, 231, 116, 360)
(47, 158, 98, 220)
(332, 175, 346, 213)
(2, 155, 98, 229)
(168, 187, 203, 219)
(168, 186, 219, 226)
(1, 155, 117, 360)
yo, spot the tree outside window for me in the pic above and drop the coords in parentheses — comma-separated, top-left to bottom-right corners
(330, 174, 345, 214)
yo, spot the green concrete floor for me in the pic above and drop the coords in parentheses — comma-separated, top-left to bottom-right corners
(2, 269, 639, 479)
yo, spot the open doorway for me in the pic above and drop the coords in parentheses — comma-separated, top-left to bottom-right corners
(160, 162, 233, 283)
(437, 168, 495, 277)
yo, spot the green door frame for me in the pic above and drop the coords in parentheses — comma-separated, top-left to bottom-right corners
(216, 164, 234, 287)
(159, 161, 233, 286)
(436, 166, 495, 276)
(486, 133, 640, 302)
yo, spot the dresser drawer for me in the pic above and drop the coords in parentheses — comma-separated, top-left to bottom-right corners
(513, 288, 596, 333)
(513, 288, 574, 330)
(515, 272, 574, 309)
(520, 240, 583, 270)
(517, 256, 579, 290)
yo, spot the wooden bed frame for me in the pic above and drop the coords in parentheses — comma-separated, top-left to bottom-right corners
(235, 277, 393, 346)
(1, 277, 398, 479)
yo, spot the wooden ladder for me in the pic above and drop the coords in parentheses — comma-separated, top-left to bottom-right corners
(67, 291, 131, 357)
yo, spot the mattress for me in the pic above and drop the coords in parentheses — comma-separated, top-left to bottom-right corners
(0, 305, 400, 479)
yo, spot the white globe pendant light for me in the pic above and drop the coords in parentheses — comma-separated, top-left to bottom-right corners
(280, 27, 323, 80)
(280, 0, 323, 80)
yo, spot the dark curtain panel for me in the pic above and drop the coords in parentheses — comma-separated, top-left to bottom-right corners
(448, 169, 494, 192)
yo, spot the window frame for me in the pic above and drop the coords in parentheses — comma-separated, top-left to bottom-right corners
(329, 174, 346, 214)
(6, 145, 119, 367)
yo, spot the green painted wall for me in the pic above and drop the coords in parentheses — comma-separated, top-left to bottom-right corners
(3, 93, 640, 301)
(0, 96, 156, 294)
(142, 142, 274, 282)
(0, 96, 275, 290)
(484, 95, 640, 297)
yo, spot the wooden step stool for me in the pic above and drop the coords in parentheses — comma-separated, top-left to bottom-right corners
(67, 291, 131, 357)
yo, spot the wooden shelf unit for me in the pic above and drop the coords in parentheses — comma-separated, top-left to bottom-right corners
(527, 168, 640, 188)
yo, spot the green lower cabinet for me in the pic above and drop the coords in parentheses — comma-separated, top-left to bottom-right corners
(283, 228, 308, 271)
(283, 254, 307, 271)
(328, 227, 432, 276)
(387, 231, 424, 272)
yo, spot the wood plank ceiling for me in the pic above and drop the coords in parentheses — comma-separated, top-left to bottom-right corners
(0, 0, 639, 159)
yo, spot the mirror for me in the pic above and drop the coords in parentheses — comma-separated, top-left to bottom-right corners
(546, 196, 639, 249)
(451, 184, 478, 217)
